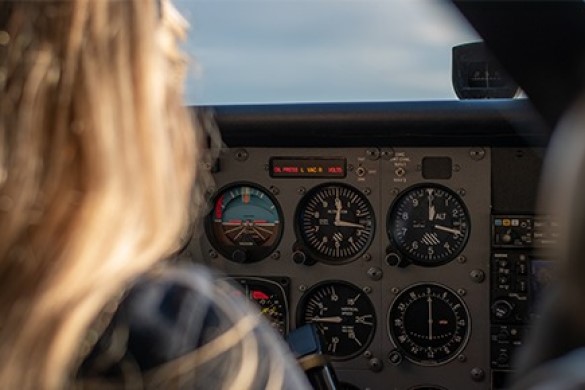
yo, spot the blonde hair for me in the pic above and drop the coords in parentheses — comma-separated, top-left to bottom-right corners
(0, 0, 199, 388)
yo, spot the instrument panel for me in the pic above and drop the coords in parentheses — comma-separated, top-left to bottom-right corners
(183, 147, 492, 390)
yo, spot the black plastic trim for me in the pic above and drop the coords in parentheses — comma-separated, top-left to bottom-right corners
(194, 100, 550, 148)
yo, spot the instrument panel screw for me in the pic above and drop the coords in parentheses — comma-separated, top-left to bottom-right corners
(470, 367, 486, 382)
(470, 269, 486, 283)
(458, 354, 467, 363)
(363, 286, 372, 294)
(469, 148, 486, 161)
(457, 288, 466, 296)
(368, 358, 383, 372)
(270, 185, 280, 195)
(363, 350, 373, 359)
(208, 250, 218, 259)
(264, 164, 269, 171)
(381, 149, 395, 160)
(458, 188, 466, 196)
(366, 148, 381, 161)
(367, 267, 383, 281)
(348, 164, 354, 172)
(457, 255, 467, 264)
(297, 187, 306, 195)
(453, 164, 461, 172)
(391, 188, 400, 196)
(362, 253, 372, 262)
(391, 287, 400, 294)
(363, 187, 372, 196)
(271, 251, 281, 260)
(299, 284, 307, 292)
(233, 148, 249, 161)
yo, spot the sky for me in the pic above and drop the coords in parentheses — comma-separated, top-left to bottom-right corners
(174, 0, 479, 105)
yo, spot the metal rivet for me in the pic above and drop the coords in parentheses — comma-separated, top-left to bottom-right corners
(209, 250, 218, 259)
(298, 187, 306, 195)
(363, 350, 373, 359)
(299, 284, 307, 292)
(271, 251, 281, 260)
(391, 188, 400, 196)
(454, 164, 461, 172)
(457, 255, 467, 264)
(391, 287, 400, 294)
(363, 188, 372, 196)
(458, 354, 467, 363)
(363, 286, 372, 294)
(457, 288, 466, 296)
(362, 253, 372, 262)
(458, 188, 466, 196)
(270, 186, 280, 195)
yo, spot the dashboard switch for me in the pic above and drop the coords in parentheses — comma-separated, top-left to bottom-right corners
(491, 300, 514, 320)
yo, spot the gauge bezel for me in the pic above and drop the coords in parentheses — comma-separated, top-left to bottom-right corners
(296, 280, 377, 361)
(294, 182, 376, 264)
(386, 183, 471, 266)
(387, 282, 471, 366)
(206, 182, 284, 263)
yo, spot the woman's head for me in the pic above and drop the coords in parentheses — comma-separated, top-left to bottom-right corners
(0, 0, 198, 387)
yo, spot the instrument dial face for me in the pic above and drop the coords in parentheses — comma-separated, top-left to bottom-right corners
(388, 283, 471, 366)
(387, 184, 470, 266)
(207, 183, 283, 263)
(232, 277, 289, 335)
(296, 183, 375, 263)
(297, 281, 376, 360)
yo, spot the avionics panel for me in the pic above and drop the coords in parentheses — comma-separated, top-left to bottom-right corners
(184, 147, 492, 390)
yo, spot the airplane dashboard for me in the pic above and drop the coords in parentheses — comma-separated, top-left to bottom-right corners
(179, 100, 550, 390)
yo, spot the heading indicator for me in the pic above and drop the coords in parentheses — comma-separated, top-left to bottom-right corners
(269, 157, 347, 178)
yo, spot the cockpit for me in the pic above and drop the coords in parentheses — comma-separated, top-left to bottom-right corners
(171, 1, 585, 389)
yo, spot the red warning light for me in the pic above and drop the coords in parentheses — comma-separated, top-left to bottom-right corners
(251, 290, 270, 301)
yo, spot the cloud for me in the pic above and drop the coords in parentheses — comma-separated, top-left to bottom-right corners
(175, 0, 478, 104)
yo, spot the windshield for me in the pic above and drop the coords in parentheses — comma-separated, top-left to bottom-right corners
(175, 0, 479, 105)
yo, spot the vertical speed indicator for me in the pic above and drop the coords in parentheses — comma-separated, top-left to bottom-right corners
(297, 281, 376, 360)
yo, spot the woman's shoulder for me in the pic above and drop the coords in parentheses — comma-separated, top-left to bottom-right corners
(78, 264, 310, 389)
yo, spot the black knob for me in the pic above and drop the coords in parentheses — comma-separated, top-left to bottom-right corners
(385, 252, 402, 267)
(491, 300, 514, 320)
(497, 329, 510, 341)
(231, 249, 248, 263)
(292, 250, 307, 264)
(388, 350, 403, 366)
(497, 352, 510, 365)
